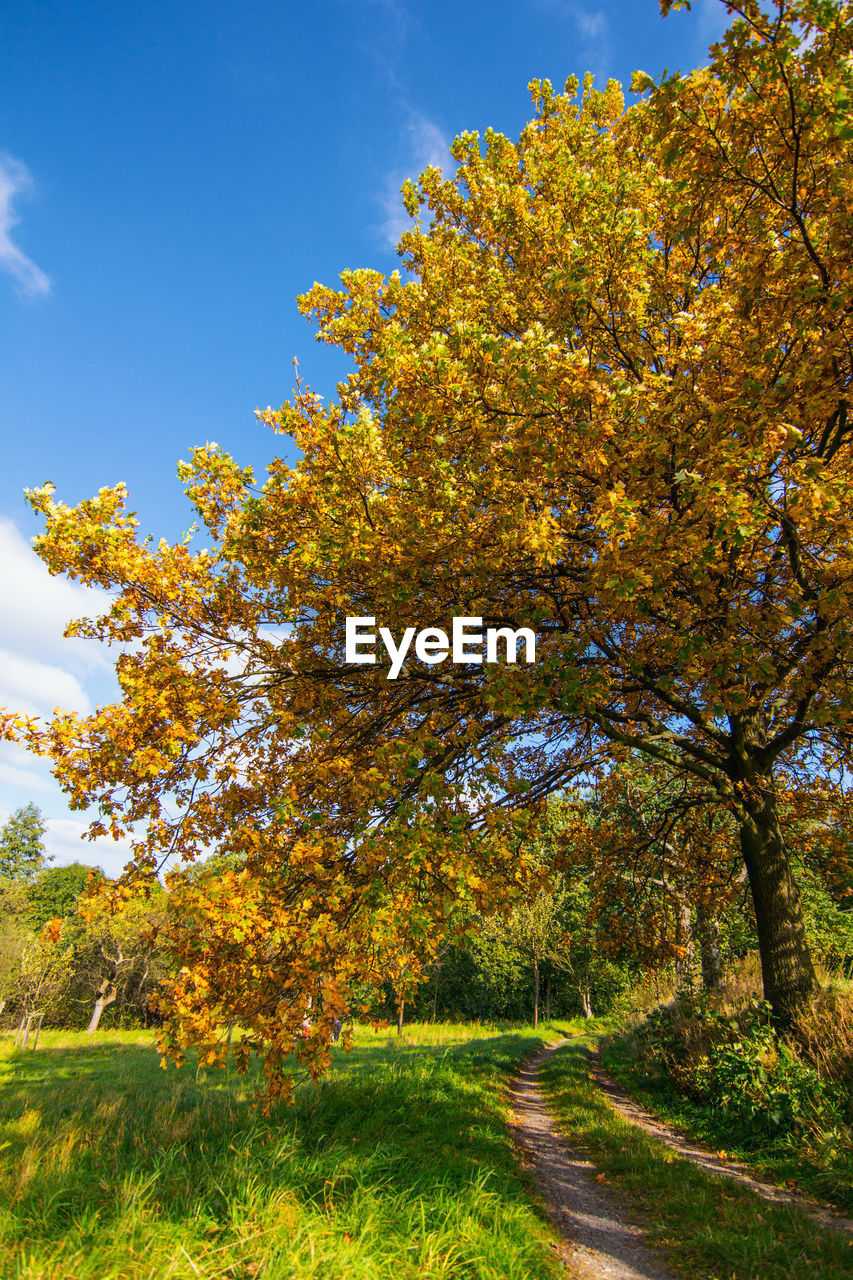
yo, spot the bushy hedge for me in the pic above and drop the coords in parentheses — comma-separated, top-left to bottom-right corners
(634, 993, 848, 1140)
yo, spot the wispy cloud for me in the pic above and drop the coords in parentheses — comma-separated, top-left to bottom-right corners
(340, 1, 447, 249)
(379, 113, 449, 249)
(0, 155, 51, 299)
(530, 0, 610, 70)
(692, 0, 735, 49)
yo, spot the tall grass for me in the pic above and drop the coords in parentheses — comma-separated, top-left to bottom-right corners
(0, 1022, 569, 1279)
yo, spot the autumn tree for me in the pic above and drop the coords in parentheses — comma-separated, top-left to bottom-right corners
(4, 0, 853, 1091)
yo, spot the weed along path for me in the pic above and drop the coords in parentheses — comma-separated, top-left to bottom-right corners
(510, 1040, 677, 1280)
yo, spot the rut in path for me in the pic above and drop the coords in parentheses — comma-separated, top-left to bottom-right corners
(509, 1041, 677, 1280)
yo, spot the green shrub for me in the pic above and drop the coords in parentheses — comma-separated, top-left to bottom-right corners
(635, 994, 836, 1138)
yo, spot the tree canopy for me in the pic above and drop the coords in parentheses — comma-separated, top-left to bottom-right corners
(0, 804, 48, 883)
(26, 862, 94, 928)
(3, 0, 852, 1094)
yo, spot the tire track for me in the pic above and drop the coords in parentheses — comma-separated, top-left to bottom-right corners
(589, 1051, 853, 1240)
(510, 1041, 678, 1280)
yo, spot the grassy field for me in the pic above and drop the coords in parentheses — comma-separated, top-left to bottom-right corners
(540, 1033, 853, 1280)
(7, 1021, 850, 1280)
(0, 1021, 569, 1280)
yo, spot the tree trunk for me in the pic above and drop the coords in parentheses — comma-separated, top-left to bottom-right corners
(580, 985, 592, 1019)
(696, 902, 723, 991)
(432, 962, 442, 1023)
(533, 957, 540, 1029)
(88, 982, 117, 1033)
(674, 893, 695, 988)
(545, 973, 552, 1021)
(396, 997, 405, 1036)
(738, 779, 817, 1022)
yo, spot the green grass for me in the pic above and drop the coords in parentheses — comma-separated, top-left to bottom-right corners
(0, 1021, 570, 1280)
(601, 1035, 853, 1214)
(540, 1034, 853, 1280)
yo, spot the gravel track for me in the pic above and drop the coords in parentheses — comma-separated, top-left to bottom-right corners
(510, 1041, 678, 1280)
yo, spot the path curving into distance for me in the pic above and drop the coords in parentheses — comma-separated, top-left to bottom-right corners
(510, 1041, 677, 1280)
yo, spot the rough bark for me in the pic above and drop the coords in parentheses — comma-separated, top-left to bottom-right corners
(580, 985, 593, 1019)
(738, 778, 817, 1022)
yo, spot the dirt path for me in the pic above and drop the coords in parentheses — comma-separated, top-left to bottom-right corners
(589, 1051, 853, 1240)
(510, 1041, 678, 1280)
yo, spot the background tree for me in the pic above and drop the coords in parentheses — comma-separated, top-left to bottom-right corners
(0, 804, 48, 883)
(563, 763, 749, 990)
(0, 879, 29, 1017)
(4, 1, 853, 1092)
(67, 886, 166, 1032)
(11, 920, 72, 1037)
(27, 863, 95, 928)
(479, 880, 572, 1027)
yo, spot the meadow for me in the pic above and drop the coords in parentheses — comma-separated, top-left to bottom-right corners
(4, 1018, 852, 1280)
(0, 1021, 569, 1280)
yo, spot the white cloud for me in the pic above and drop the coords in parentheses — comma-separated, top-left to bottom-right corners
(0, 517, 111, 674)
(0, 649, 91, 718)
(0, 745, 54, 795)
(0, 155, 51, 299)
(0, 519, 128, 864)
(380, 114, 449, 248)
(44, 817, 135, 878)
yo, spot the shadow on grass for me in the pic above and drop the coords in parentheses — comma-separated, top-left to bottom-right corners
(0, 1030, 548, 1249)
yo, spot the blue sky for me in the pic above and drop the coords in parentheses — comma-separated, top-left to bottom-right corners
(0, 0, 730, 873)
